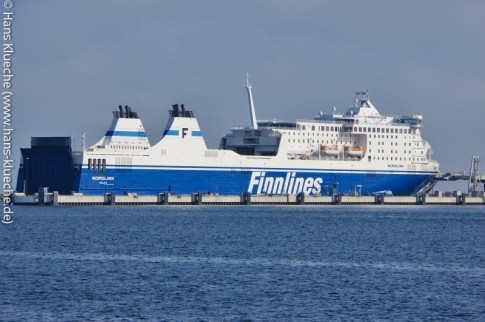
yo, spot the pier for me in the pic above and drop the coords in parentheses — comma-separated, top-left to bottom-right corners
(11, 191, 485, 206)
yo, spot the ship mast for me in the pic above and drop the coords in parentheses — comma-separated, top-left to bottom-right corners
(245, 72, 258, 129)
(81, 132, 86, 151)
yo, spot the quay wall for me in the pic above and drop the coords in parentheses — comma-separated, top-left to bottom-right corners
(10, 192, 485, 206)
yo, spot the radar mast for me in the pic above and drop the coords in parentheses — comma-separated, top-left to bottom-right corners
(245, 72, 258, 129)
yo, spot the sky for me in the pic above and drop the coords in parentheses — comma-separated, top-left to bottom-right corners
(9, 0, 485, 191)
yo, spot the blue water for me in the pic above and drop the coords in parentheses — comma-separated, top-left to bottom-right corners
(1, 206, 484, 321)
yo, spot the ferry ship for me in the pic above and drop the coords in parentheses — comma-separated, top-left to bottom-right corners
(17, 79, 439, 196)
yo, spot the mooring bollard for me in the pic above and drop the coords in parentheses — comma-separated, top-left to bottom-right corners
(157, 192, 169, 205)
(191, 192, 202, 205)
(240, 192, 251, 205)
(296, 192, 305, 205)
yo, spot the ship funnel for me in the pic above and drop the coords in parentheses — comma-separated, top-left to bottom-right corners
(172, 104, 180, 117)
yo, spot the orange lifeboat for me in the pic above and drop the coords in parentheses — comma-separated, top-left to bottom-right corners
(344, 146, 363, 157)
(321, 145, 340, 156)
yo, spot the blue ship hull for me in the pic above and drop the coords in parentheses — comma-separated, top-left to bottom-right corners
(76, 166, 434, 196)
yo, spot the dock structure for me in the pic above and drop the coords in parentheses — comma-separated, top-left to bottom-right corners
(435, 172, 485, 183)
(435, 156, 485, 195)
(11, 190, 485, 206)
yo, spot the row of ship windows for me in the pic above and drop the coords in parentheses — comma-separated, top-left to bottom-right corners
(370, 156, 426, 162)
(369, 149, 423, 155)
(108, 145, 146, 150)
(287, 139, 418, 148)
(288, 139, 340, 144)
(283, 132, 417, 142)
(297, 125, 412, 134)
(88, 158, 106, 171)
(284, 132, 338, 137)
(371, 141, 414, 147)
(369, 134, 413, 140)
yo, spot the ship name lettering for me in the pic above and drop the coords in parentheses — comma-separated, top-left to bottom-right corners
(248, 171, 322, 195)
(92, 176, 114, 181)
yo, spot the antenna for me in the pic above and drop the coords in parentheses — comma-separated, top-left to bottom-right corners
(245, 72, 258, 129)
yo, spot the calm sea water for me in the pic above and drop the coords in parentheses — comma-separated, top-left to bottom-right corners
(1, 205, 484, 321)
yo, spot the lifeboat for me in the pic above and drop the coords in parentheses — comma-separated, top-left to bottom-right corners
(344, 146, 363, 157)
(320, 145, 341, 156)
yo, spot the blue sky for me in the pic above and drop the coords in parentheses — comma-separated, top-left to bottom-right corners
(11, 0, 485, 190)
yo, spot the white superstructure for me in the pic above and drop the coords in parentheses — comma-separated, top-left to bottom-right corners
(221, 91, 437, 174)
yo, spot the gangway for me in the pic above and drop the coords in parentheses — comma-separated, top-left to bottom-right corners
(434, 156, 484, 196)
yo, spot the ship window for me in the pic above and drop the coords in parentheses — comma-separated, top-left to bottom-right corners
(88, 158, 91, 170)
(386, 128, 389, 133)
(326, 126, 329, 131)
(377, 128, 380, 133)
(102, 159, 106, 171)
(368, 156, 371, 162)
(243, 138, 259, 144)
